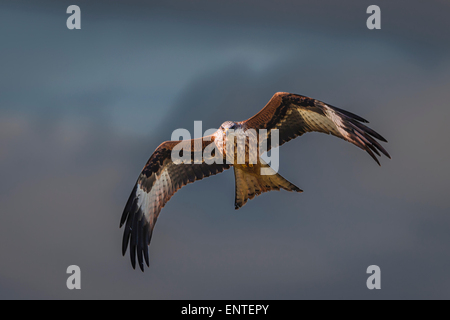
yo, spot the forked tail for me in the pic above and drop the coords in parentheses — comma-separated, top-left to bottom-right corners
(233, 160, 302, 209)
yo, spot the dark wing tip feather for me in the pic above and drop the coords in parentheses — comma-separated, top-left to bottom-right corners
(120, 184, 138, 228)
(366, 147, 381, 166)
(319, 102, 390, 165)
(330, 104, 370, 124)
(120, 185, 151, 272)
(143, 228, 151, 268)
(350, 119, 388, 143)
(345, 117, 390, 165)
(137, 219, 145, 272)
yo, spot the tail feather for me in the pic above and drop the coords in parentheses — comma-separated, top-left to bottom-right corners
(234, 163, 302, 209)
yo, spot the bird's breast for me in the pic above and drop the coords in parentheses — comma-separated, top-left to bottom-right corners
(221, 128, 260, 165)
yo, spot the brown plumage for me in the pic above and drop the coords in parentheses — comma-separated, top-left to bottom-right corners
(120, 92, 390, 271)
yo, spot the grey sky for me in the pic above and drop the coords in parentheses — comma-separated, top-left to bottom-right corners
(0, 0, 449, 299)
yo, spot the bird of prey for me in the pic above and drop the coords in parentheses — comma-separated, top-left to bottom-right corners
(120, 92, 390, 271)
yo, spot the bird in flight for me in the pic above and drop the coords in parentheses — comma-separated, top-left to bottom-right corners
(120, 92, 390, 271)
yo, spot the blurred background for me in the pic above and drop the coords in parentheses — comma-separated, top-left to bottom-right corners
(1, 0, 449, 299)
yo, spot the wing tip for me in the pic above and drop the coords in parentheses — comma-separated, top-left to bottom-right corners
(120, 188, 152, 271)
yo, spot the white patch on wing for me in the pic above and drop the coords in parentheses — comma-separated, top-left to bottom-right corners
(323, 105, 351, 139)
(297, 108, 340, 136)
(136, 183, 150, 216)
(136, 169, 172, 225)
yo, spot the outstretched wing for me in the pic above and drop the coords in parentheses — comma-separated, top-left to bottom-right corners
(243, 92, 390, 165)
(120, 136, 230, 271)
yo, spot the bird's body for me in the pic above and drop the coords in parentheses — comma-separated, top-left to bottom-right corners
(120, 92, 390, 271)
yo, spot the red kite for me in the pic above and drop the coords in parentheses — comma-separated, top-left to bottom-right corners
(120, 92, 390, 271)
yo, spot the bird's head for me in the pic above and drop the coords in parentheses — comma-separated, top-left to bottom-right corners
(213, 121, 239, 153)
(219, 121, 238, 134)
